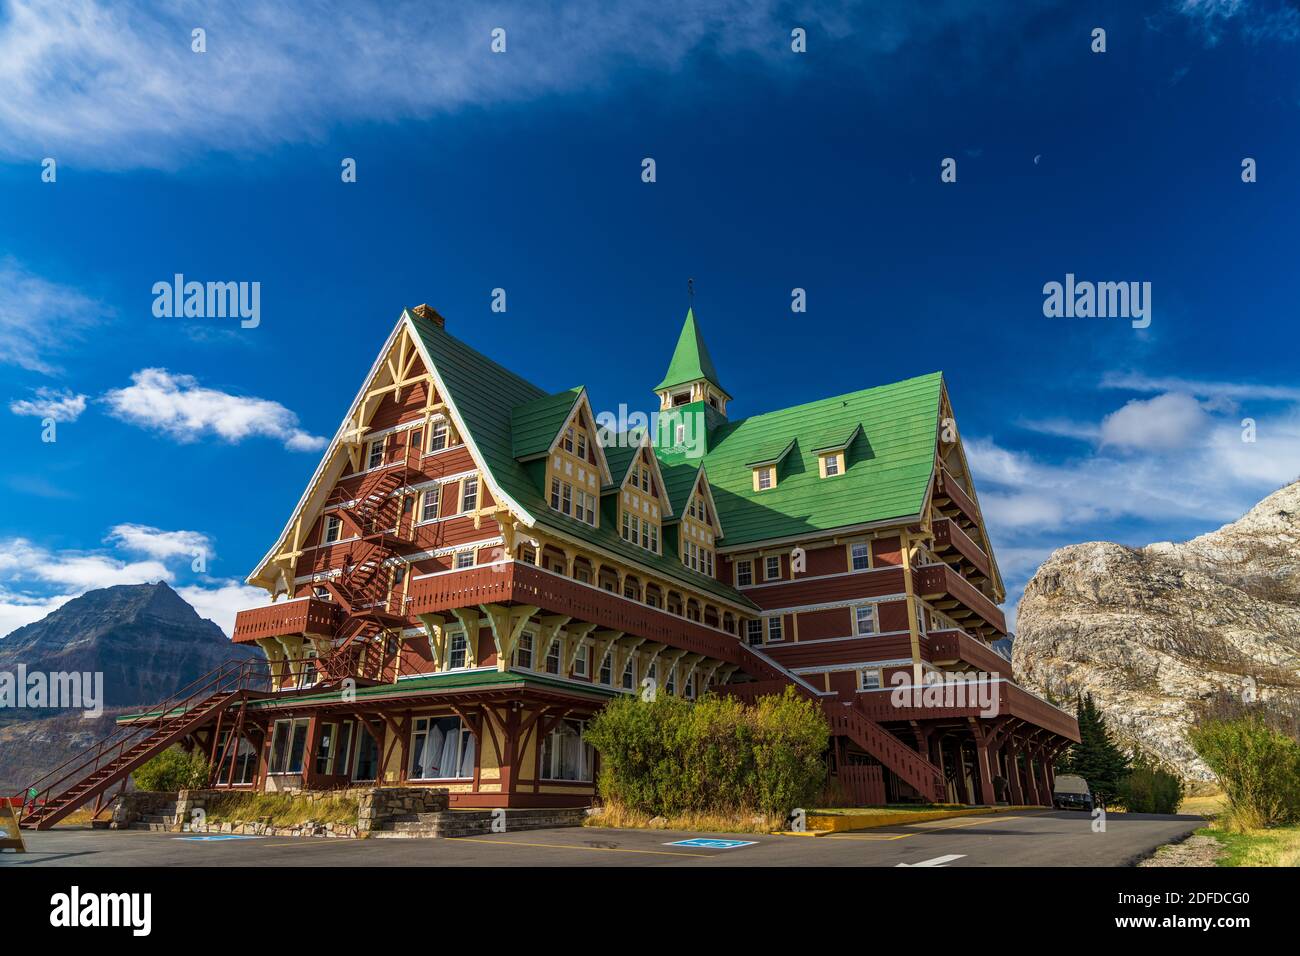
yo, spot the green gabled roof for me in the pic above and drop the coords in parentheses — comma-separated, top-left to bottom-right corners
(654, 309, 727, 396)
(407, 312, 755, 610)
(743, 438, 797, 468)
(654, 454, 703, 521)
(698, 372, 944, 547)
(511, 387, 583, 459)
(600, 431, 646, 490)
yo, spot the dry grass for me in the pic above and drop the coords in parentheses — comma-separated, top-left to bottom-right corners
(1179, 791, 1228, 817)
(584, 800, 782, 834)
(204, 792, 357, 828)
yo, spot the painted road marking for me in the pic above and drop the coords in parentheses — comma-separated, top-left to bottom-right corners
(458, 837, 712, 859)
(896, 853, 966, 867)
(175, 835, 265, 842)
(665, 838, 757, 849)
(827, 815, 1025, 842)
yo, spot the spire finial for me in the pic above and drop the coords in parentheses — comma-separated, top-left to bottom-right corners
(687, 276, 695, 310)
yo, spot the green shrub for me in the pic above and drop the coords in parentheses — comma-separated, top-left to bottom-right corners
(1189, 716, 1300, 830)
(586, 687, 828, 817)
(1117, 755, 1184, 814)
(132, 747, 211, 792)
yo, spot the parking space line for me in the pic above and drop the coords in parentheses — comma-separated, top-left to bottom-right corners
(827, 814, 1027, 842)
(457, 837, 713, 858)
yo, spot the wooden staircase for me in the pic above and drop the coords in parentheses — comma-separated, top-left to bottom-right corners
(13, 659, 271, 830)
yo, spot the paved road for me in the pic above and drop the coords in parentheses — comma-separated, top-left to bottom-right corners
(0, 810, 1202, 867)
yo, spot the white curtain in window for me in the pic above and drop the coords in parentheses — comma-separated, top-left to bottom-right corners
(415, 722, 439, 779)
(437, 722, 459, 777)
(458, 731, 476, 778)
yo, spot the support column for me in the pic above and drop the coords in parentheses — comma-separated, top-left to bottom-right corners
(973, 731, 997, 806)
(1023, 752, 1041, 805)
(1035, 747, 1053, 806)
(1006, 741, 1024, 804)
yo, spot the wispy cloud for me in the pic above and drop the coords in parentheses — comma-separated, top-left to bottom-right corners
(0, 258, 111, 374)
(8, 386, 88, 422)
(106, 524, 213, 562)
(1101, 370, 1300, 402)
(102, 368, 326, 450)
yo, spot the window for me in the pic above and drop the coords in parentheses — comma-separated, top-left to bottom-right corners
(821, 453, 843, 477)
(575, 490, 595, 525)
(639, 465, 650, 493)
(746, 619, 763, 646)
(767, 616, 784, 642)
(576, 431, 587, 460)
(545, 639, 561, 674)
(765, 555, 781, 580)
(410, 716, 475, 779)
(429, 420, 448, 451)
(621, 657, 635, 689)
(332, 722, 354, 777)
(665, 667, 676, 695)
(736, 560, 753, 586)
(540, 718, 594, 781)
(448, 631, 468, 669)
(675, 423, 685, 445)
(851, 543, 870, 571)
(268, 718, 310, 775)
(702, 549, 714, 577)
(756, 467, 773, 490)
(420, 486, 440, 522)
(551, 477, 562, 511)
(515, 632, 534, 668)
(855, 604, 877, 636)
(598, 650, 612, 685)
(217, 732, 258, 785)
(367, 439, 384, 470)
(683, 674, 695, 699)
(859, 669, 882, 691)
(561, 482, 572, 516)
(461, 476, 478, 513)
(352, 726, 379, 781)
(649, 524, 659, 553)
(323, 515, 342, 544)
(573, 644, 588, 677)
(454, 550, 475, 569)
(621, 511, 631, 540)
(563, 427, 574, 453)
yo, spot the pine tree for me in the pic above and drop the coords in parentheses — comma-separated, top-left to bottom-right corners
(1057, 694, 1131, 807)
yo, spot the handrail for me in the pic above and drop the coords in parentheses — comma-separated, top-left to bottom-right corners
(14, 657, 275, 821)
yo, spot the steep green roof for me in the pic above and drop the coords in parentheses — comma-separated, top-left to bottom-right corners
(654, 309, 727, 396)
(407, 312, 755, 609)
(686, 373, 944, 547)
(511, 387, 583, 459)
(600, 431, 646, 490)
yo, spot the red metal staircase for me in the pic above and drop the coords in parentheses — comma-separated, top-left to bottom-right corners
(316, 447, 422, 682)
(13, 659, 272, 830)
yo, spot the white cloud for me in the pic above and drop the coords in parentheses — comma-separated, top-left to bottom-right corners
(1100, 371, 1300, 403)
(106, 524, 214, 561)
(0, 589, 77, 642)
(0, 258, 110, 374)
(103, 368, 326, 451)
(0, 537, 172, 591)
(8, 386, 88, 422)
(176, 580, 270, 637)
(1098, 392, 1209, 451)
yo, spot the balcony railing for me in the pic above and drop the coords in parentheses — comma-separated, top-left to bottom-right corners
(927, 628, 1012, 677)
(914, 563, 1007, 636)
(404, 561, 802, 681)
(936, 466, 980, 528)
(232, 597, 343, 645)
(932, 517, 992, 581)
(854, 679, 1079, 741)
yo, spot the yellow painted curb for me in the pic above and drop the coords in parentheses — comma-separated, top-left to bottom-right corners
(770, 828, 833, 837)
(801, 805, 1040, 834)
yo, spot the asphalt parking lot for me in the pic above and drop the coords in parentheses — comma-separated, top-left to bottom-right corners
(0, 810, 1203, 867)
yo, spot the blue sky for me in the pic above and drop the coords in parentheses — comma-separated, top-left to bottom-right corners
(2, 0, 1299, 637)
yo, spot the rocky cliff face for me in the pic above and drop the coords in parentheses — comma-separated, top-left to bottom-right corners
(1013, 480, 1300, 781)
(0, 582, 259, 791)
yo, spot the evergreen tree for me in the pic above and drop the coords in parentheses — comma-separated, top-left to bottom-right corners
(1057, 694, 1131, 807)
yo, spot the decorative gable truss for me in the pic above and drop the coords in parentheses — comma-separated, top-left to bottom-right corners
(925, 383, 1005, 603)
(539, 389, 613, 528)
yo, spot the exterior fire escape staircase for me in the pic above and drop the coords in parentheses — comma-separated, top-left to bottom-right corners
(12, 659, 270, 830)
(316, 446, 423, 683)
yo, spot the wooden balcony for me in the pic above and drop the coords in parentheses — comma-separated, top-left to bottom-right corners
(854, 679, 1080, 742)
(914, 563, 1007, 637)
(932, 517, 991, 581)
(926, 628, 1012, 677)
(408, 562, 759, 671)
(232, 597, 343, 645)
(935, 466, 980, 528)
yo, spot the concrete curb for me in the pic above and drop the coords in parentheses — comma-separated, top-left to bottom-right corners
(785, 804, 1042, 835)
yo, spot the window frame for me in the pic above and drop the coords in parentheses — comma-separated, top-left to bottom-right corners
(420, 485, 441, 523)
(460, 475, 479, 513)
(764, 555, 781, 581)
(850, 542, 871, 571)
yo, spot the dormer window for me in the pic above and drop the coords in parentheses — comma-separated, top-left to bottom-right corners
(820, 452, 844, 478)
(755, 466, 774, 491)
(563, 427, 575, 453)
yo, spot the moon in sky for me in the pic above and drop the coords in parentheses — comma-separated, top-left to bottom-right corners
(1033, 154, 1042, 165)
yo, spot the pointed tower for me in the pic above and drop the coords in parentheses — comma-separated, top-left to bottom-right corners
(653, 308, 731, 415)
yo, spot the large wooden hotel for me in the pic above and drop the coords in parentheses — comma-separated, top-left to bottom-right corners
(20, 304, 1079, 827)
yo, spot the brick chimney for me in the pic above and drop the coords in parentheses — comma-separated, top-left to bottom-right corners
(411, 303, 445, 328)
